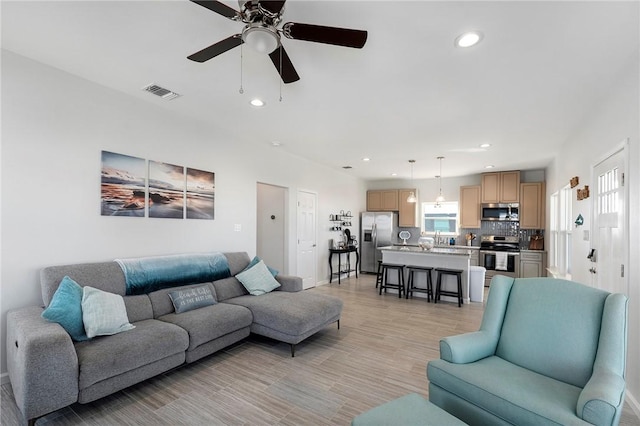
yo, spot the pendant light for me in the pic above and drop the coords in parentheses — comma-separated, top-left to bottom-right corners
(435, 156, 445, 207)
(407, 160, 417, 203)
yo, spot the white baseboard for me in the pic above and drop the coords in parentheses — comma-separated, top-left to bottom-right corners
(627, 390, 640, 419)
(1, 372, 10, 385)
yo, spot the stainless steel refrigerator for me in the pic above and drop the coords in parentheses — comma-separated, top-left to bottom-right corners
(360, 212, 398, 273)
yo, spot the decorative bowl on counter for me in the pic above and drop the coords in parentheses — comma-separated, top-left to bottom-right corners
(418, 236, 435, 250)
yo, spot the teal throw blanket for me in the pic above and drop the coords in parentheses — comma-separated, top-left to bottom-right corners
(116, 253, 230, 295)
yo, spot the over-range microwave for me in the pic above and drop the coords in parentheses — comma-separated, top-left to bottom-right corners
(481, 203, 519, 222)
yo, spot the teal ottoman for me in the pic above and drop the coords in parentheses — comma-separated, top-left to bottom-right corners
(352, 393, 466, 425)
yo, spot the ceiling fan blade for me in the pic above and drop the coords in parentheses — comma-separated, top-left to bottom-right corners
(268, 46, 300, 84)
(259, 1, 286, 16)
(190, 0, 239, 20)
(282, 22, 367, 48)
(187, 34, 243, 62)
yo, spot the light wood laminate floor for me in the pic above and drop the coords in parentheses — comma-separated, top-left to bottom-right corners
(2, 274, 639, 425)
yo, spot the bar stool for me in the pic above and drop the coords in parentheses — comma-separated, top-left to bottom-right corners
(379, 263, 405, 298)
(435, 268, 463, 307)
(405, 266, 434, 301)
(375, 260, 383, 289)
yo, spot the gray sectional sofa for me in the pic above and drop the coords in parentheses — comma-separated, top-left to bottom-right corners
(6, 252, 343, 425)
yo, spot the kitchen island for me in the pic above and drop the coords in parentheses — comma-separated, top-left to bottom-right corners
(380, 245, 473, 304)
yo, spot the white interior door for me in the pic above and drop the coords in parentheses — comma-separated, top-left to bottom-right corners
(297, 190, 317, 289)
(592, 147, 627, 294)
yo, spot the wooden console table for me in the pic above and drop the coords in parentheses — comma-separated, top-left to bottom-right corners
(329, 247, 359, 284)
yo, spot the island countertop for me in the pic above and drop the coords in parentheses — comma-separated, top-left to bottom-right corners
(380, 245, 474, 257)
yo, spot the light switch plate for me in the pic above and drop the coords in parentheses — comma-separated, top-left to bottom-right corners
(234, 224, 242, 232)
(583, 230, 589, 241)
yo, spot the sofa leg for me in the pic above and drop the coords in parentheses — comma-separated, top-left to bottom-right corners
(28, 418, 37, 426)
(290, 344, 296, 357)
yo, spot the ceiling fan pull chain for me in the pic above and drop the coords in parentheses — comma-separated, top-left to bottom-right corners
(239, 43, 244, 94)
(279, 44, 283, 102)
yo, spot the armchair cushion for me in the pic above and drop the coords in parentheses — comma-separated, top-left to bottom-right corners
(495, 278, 609, 388)
(428, 356, 584, 425)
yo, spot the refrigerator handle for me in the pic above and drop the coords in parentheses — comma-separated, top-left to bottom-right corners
(372, 223, 377, 247)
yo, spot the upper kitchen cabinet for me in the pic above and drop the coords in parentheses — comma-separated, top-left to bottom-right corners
(367, 190, 399, 211)
(520, 182, 545, 229)
(459, 185, 481, 228)
(398, 189, 419, 227)
(481, 171, 521, 203)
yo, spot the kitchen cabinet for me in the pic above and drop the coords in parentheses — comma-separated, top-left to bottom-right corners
(481, 171, 520, 203)
(398, 189, 419, 227)
(459, 185, 481, 228)
(367, 190, 399, 211)
(520, 182, 545, 229)
(520, 251, 546, 277)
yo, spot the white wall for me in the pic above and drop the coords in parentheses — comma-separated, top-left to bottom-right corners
(0, 50, 367, 376)
(546, 56, 640, 413)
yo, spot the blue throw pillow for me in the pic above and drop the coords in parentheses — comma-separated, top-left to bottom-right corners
(243, 256, 278, 277)
(235, 260, 281, 296)
(168, 285, 217, 314)
(41, 276, 89, 341)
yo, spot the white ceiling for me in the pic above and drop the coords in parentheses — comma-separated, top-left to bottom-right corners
(2, 1, 638, 180)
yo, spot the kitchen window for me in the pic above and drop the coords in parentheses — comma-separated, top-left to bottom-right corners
(421, 201, 459, 235)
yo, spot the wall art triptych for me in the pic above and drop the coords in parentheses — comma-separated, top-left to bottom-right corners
(100, 151, 215, 220)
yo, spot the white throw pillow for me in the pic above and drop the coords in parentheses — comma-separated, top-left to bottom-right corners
(235, 260, 281, 296)
(82, 286, 135, 338)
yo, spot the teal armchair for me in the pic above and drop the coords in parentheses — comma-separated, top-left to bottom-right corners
(427, 275, 628, 425)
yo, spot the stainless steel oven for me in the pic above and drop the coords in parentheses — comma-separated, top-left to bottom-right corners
(479, 235, 521, 286)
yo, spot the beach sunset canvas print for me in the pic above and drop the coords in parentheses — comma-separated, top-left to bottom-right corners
(186, 168, 215, 219)
(149, 161, 185, 219)
(101, 151, 146, 217)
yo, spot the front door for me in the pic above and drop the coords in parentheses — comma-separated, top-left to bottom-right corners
(297, 191, 317, 289)
(592, 145, 627, 294)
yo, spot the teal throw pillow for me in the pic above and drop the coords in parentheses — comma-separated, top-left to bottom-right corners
(168, 285, 217, 314)
(82, 286, 135, 338)
(235, 260, 281, 296)
(41, 276, 89, 342)
(243, 256, 278, 277)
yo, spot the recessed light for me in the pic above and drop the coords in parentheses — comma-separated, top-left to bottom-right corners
(362, 158, 371, 162)
(391, 173, 398, 176)
(485, 165, 495, 169)
(455, 31, 483, 48)
(271, 141, 281, 147)
(250, 98, 265, 107)
(479, 143, 491, 148)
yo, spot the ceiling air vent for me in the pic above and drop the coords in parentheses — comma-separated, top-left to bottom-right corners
(142, 84, 180, 100)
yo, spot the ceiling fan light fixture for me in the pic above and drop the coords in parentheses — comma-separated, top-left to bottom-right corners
(243, 25, 279, 54)
(455, 31, 483, 48)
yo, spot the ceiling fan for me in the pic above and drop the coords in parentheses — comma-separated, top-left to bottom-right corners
(187, 0, 368, 83)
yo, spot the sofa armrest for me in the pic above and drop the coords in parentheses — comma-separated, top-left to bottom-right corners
(577, 368, 626, 426)
(440, 331, 498, 363)
(6, 306, 79, 421)
(276, 274, 303, 292)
